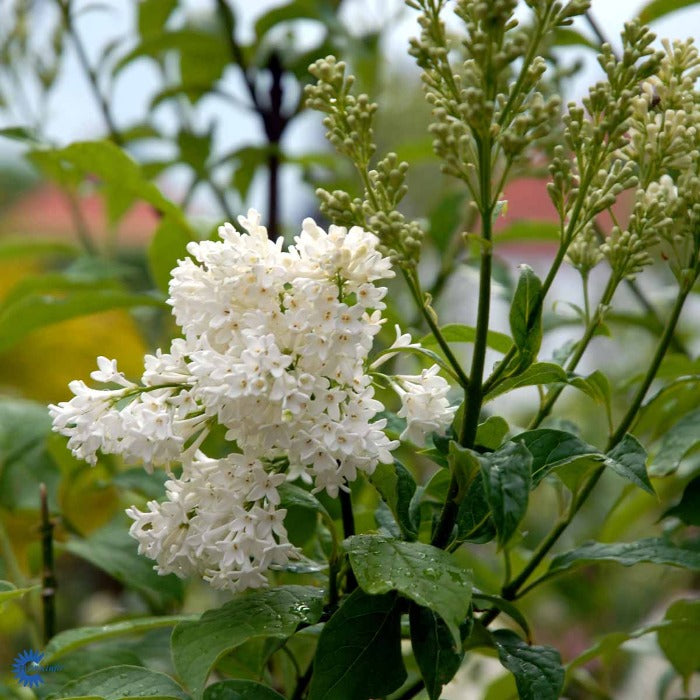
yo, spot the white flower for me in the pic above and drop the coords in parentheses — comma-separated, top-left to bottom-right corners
(393, 366, 456, 446)
(52, 210, 454, 591)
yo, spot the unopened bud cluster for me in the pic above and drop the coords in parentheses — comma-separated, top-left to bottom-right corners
(305, 58, 424, 265)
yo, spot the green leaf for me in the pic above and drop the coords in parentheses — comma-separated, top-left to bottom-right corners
(171, 586, 324, 698)
(0, 125, 40, 143)
(307, 589, 406, 700)
(606, 434, 654, 495)
(278, 482, 330, 518)
(568, 370, 612, 428)
(254, 0, 321, 40)
(472, 592, 531, 642)
(448, 442, 481, 503)
(475, 416, 509, 451)
(0, 580, 40, 606)
(0, 398, 59, 511)
(509, 265, 543, 371)
(420, 323, 513, 354)
(662, 475, 700, 525)
(485, 363, 567, 401)
(43, 616, 195, 664)
(177, 128, 213, 177)
(230, 146, 269, 200)
(369, 461, 418, 539)
(148, 216, 194, 293)
(409, 603, 464, 700)
(455, 472, 495, 543)
(495, 220, 560, 244)
(0, 237, 77, 261)
(344, 534, 472, 644)
(493, 629, 564, 700)
(481, 442, 532, 547)
(0, 288, 163, 353)
(138, 0, 178, 39)
(112, 469, 168, 501)
(64, 525, 183, 610)
(48, 665, 188, 699)
(115, 30, 228, 90)
(638, 0, 700, 24)
(551, 27, 600, 50)
(548, 538, 700, 577)
(28, 141, 187, 224)
(513, 428, 601, 488)
(650, 407, 700, 476)
(203, 680, 285, 700)
(657, 598, 700, 681)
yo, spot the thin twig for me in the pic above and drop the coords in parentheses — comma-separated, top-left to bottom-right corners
(40, 483, 57, 643)
(339, 488, 357, 592)
(57, 0, 122, 144)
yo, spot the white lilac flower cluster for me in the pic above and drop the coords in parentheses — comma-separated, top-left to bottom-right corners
(49, 210, 455, 591)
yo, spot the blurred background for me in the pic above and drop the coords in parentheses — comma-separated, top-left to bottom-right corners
(0, 1, 699, 698)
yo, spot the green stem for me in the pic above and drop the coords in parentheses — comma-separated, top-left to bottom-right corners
(321, 512, 340, 607)
(40, 483, 57, 643)
(403, 270, 470, 389)
(482, 238, 570, 395)
(339, 489, 357, 592)
(608, 283, 692, 447)
(291, 660, 314, 700)
(431, 134, 493, 549)
(501, 280, 693, 602)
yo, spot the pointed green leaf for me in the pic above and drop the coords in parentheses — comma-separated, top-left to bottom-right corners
(485, 363, 567, 401)
(657, 598, 700, 681)
(638, 0, 700, 24)
(605, 434, 654, 495)
(481, 442, 532, 547)
(509, 264, 543, 371)
(472, 593, 531, 642)
(0, 289, 164, 353)
(344, 535, 472, 645)
(28, 141, 187, 224)
(0, 237, 77, 261)
(568, 370, 612, 427)
(203, 680, 285, 700)
(455, 472, 495, 543)
(278, 482, 330, 519)
(369, 461, 418, 539)
(43, 616, 196, 664)
(171, 586, 324, 698)
(64, 526, 183, 610)
(409, 603, 464, 700)
(493, 629, 564, 700)
(661, 475, 700, 525)
(420, 324, 512, 354)
(149, 216, 195, 294)
(307, 589, 406, 700)
(650, 407, 700, 476)
(0, 580, 40, 606)
(448, 442, 481, 503)
(549, 538, 700, 577)
(513, 429, 602, 488)
(138, 0, 177, 38)
(49, 665, 189, 699)
(475, 416, 509, 451)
